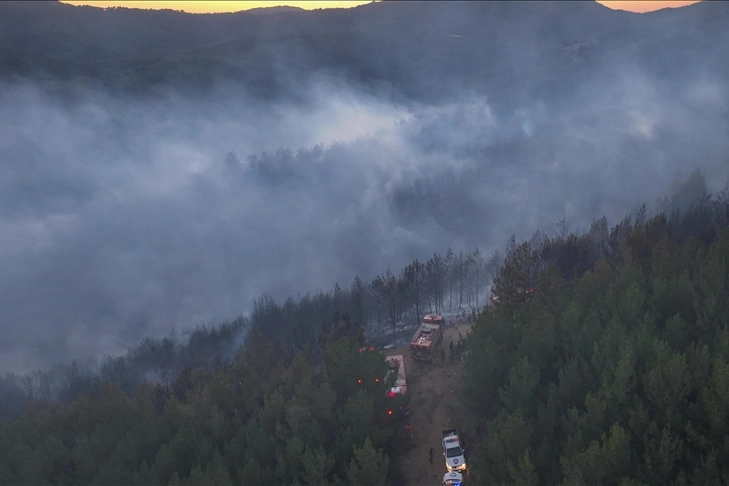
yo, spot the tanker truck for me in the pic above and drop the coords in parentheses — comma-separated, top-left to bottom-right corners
(410, 314, 444, 361)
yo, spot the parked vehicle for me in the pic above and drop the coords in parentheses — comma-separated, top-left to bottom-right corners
(410, 314, 444, 361)
(441, 428, 467, 472)
(443, 471, 464, 486)
(384, 354, 409, 419)
(385, 355, 407, 396)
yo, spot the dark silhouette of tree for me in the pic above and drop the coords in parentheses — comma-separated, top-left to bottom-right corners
(401, 259, 425, 324)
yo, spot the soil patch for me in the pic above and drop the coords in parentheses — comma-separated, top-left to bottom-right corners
(387, 320, 473, 486)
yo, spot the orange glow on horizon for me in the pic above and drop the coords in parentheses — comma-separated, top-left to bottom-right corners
(61, 0, 702, 14)
(60, 1, 371, 13)
(596, 1, 700, 13)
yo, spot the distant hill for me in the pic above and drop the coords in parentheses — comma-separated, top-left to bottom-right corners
(245, 6, 305, 15)
(0, 1, 727, 103)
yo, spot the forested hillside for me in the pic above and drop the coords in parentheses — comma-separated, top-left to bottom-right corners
(0, 320, 397, 485)
(1, 1, 728, 105)
(462, 178, 729, 485)
(0, 240, 495, 421)
(1, 168, 726, 485)
(1, 1, 729, 484)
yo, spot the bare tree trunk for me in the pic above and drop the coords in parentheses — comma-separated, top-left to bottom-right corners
(458, 280, 464, 308)
(476, 263, 481, 307)
(375, 297, 381, 332)
(447, 272, 451, 310)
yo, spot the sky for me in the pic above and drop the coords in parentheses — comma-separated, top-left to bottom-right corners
(60, 0, 371, 13)
(597, 1, 700, 12)
(60, 0, 701, 14)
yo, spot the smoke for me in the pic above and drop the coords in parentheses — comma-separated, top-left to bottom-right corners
(1, 4, 728, 374)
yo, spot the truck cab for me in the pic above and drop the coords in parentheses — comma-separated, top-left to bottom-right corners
(441, 428, 467, 472)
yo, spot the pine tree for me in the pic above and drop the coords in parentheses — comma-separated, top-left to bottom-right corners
(346, 437, 389, 486)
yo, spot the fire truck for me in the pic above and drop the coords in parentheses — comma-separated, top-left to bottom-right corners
(385, 354, 409, 419)
(410, 314, 444, 361)
(385, 355, 407, 397)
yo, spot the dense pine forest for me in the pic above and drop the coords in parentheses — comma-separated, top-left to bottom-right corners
(0, 320, 396, 485)
(1, 170, 727, 484)
(1, 1, 729, 484)
(0, 239, 496, 422)
(463, 176, 729, 485)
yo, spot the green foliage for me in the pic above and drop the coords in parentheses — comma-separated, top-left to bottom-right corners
(0, 325, 397, 485)
(302, 446, 334, 486)
(346, 437, 389, 486)
(562, 423, 631, 485)
(508, 449, 538, 486)
(464, 209, 729, 484)
(499, 357, 540, 416)
(473, 409, 531, 483)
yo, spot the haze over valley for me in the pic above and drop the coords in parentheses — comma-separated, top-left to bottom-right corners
(1, 0, 727, 373)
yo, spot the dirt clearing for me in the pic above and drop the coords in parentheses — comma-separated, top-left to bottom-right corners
(387, 319, 475, 486)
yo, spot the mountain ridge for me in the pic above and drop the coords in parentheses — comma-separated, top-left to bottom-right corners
(1, 0, 726, 102)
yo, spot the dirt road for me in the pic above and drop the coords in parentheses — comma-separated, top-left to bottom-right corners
(388, 319, 473, 486)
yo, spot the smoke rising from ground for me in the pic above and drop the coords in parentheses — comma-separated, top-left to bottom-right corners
(1, 22, 728, 373)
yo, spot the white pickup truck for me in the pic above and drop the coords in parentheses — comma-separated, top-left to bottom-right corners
(441, 428, 467, 472)
(442, 471, 464, 486)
